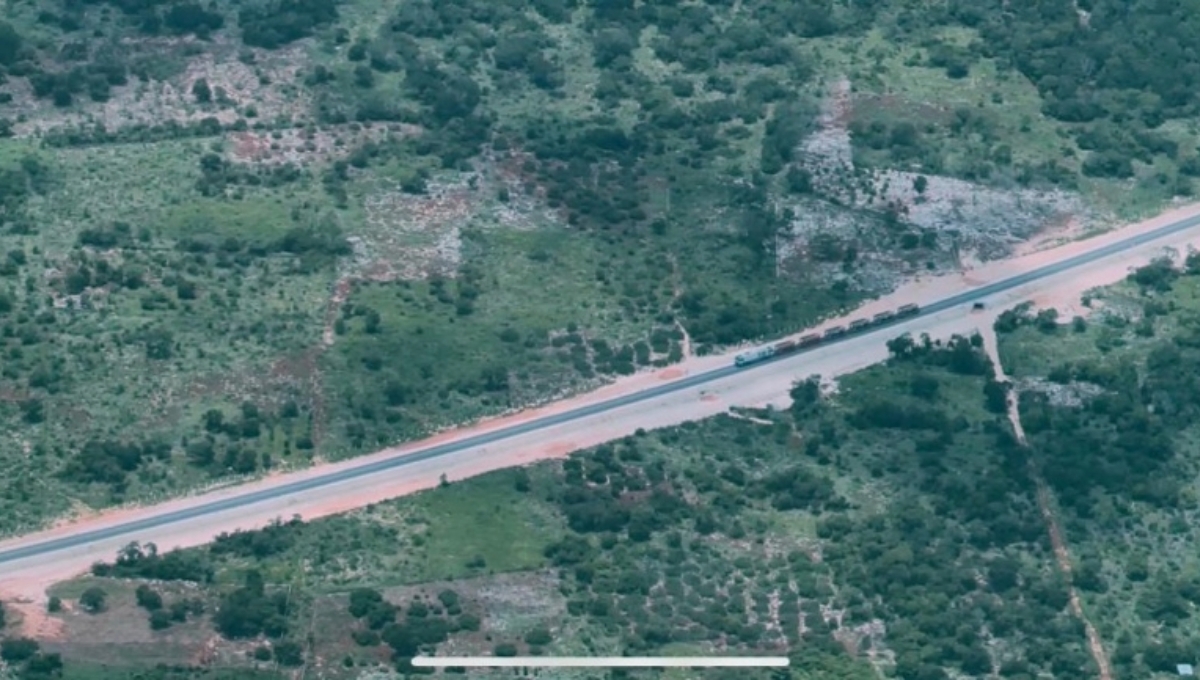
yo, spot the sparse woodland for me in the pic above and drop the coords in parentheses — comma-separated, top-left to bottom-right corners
(0, 0, 1197, 677)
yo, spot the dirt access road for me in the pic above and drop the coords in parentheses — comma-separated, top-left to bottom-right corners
(4, 201, 1200, 601)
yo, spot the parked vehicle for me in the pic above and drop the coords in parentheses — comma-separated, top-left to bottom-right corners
(848, 319, 869, 332)
(872, 311, 895, 323)
(797, 334, 821, 347)
(824, 326, 846, 339)
(897, 303, 920, 317)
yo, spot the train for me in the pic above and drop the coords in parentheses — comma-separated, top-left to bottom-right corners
(733, 302, 921, 368)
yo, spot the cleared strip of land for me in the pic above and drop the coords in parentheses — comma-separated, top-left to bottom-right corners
(4, 201, 1200, 599)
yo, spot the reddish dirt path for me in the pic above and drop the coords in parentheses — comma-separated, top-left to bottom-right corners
(981, 324, 1113, 680)
(1033, 479, 1113, 680)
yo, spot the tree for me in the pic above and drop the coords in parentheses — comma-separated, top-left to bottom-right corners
(192, 78, 212, 103)
(984, 380, 1009, 414)
(1035, 308, 1059, 332)
(274, 640, 304, 666)
(149, 609, 173, 630)
(0, 637, 38, 662)
(136, 584, 163, 611)
(239, 0, 338, 49)
(165, 3, 225, 35)
(80, 586, 107, 613)
(987, 558, 1020, 593)
(213, 571, 289, 639)
(1074, 558, 1108, 593)
(525, 626, 553, 647)
(786, 166, 813, 194)
(494, 642, 519, 657)
(437, 589, 460, 612)
(382, 623, 419, 657)
(25, 652, 63, 675)
(0, 22, 20, 67)
(909, 373, 940, 401)
(887, 333, 916, 359)
(348, 587, 384, 618)
(789, 375, 821, 415)
(1131, 258, 1178, 292)
(592, 27, 636, 68)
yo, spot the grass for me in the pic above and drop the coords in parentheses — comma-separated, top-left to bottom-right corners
(996, 276, 1200, 379)
(806, 26, 1073, 169)
(160, 194, 300, 244)
(392, 470, 564, 582)
(319, 220, 688, 452)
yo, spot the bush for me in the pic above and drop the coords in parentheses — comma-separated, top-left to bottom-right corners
(80, 586, 107, 613)
(348, 587, 385, 618)
(149, 609, 173, 630)
(274, 641, 304, 667)
(0, 637, 39, 662)
(494, 642, 519, 657)
(437, 590, 460, 610)
(240, 0, 339, 49)
(1131, 258, 1179, 292)
(25, 652, 63, 675)
(213, 571, 289, 639)
(525, 627, 553, 646)
(984, 380, 1010, 414)
(136, 584, 163, 611)
(192, 78, 212, 103)
(353, 629, 381, 646)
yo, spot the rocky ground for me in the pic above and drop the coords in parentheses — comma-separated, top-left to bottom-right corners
(782, 77, 1103, 297)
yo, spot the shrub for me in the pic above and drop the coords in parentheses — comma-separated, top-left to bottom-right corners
(79, 586, 107, 613)
(149, 609, 173, 630)
(525, 627, 552, 646)
(494, 643, 519, 657)
(136, 584, 163, 611)
(0, 637, 39, 662)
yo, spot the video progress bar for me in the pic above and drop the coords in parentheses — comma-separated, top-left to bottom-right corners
(412, 657, 789, 668)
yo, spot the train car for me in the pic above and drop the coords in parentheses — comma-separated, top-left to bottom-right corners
(734, 346, 775, 367)
(873, 311, 895, 324)
(823, 325, 846, 339)
(897, 303, 920, 317)
(848, 319, 869, 332)
(797, 333, 821, 347)
(774, 339, 799, 355)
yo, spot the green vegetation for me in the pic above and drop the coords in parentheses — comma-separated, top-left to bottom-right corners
(995, 255, 1200, 679)
(0, 0, 1192, 537)
(35, 335, 1107, 679)
(2, 0, 1200, 673)
(19, 278, 1200, 677)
